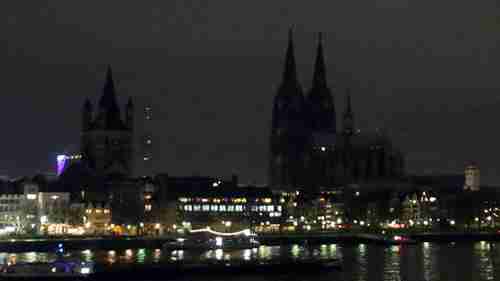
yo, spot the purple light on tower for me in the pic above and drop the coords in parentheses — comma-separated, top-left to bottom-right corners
(56, 155, 68, 176)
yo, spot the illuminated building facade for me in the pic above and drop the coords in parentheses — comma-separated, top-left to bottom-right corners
(464, 164, 480, 191)
(84, 202, 111, 235)
(269, 30, 405, 191)
(176, 187, 283, 232)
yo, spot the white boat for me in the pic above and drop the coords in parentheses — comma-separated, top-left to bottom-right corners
(165, 227, 260, 250)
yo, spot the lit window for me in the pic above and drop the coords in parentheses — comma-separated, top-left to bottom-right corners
(86, 209, 91, 214)
(277, 206, 282, 212)
(193, 205, 201, 211)
(104, 209, 110, 214)
(144, 194, 152, 200)
(219, 205, 226, 212)
(202, 205, 210, 211)
(235, 205, 243, 212)
(228, 205, 234, 212)
(146, 139, 152, 144)
(145, 204, 152, 211)
(267, 206, 274, 212)
(96, 209, 102, 213)
(210, 205, 218, 211)
(251, 206, 257, 212)
(143, 157, 150, 161)
(27, 194, 36, 200)
(184, 205, 192, 212)
(259, 205, 267, 212)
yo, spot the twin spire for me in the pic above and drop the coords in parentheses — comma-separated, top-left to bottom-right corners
(312, 32, 327, 89)
(281, 28, 328, 90)
(283, 27, 298, 83)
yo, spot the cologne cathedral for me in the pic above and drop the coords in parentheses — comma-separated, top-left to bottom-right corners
(269, 30, 405, 191)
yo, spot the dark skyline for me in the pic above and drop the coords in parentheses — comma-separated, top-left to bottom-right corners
(2, 1, 500, 184)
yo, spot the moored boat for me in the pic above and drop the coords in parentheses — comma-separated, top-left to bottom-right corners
(164, 227, 260, 250)
(0, 243, 93, 279)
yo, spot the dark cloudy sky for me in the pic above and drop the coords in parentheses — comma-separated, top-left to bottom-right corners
(2, 1, 500, 184)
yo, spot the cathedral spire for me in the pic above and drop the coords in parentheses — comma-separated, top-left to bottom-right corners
(282, 26, 298, 83)
(312, 32, 327, 89)
(346, 88, 352, 114)
(343, 88, 354, 136)
(99, 65, 120, 113)
(82, 98, 93, 132)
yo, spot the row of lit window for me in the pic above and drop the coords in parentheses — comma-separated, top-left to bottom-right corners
(179, 197, 248, 204)
(183, 204, 245, 212)
(0, 206, 19, 212)
(181, 204, 281, 213)
(178, 197, 274, 204)
(85, 209, 110, 214)
(0, 199, 21, 204)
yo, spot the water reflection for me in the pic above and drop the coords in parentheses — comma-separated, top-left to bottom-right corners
(136, 248, 146, 264)
(153, 249, 161, 263)
(2, 242, 500, 280)
(81, 249, 93, 262)
(107, 250, 116, 264)
(475, 241, 494, 281)
(383, 246, 400, 281)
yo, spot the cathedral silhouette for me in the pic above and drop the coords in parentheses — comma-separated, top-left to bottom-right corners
(269, 29, 405, 191)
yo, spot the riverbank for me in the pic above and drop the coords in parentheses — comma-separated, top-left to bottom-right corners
(0, 232, 499, 252)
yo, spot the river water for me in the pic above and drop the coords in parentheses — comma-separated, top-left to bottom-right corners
(1, 241, 500, 281)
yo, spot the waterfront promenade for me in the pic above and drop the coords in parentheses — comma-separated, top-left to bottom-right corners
(0, 231, 499, 252)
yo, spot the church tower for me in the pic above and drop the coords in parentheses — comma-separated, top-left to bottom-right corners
(306, 33, 337, 189)
(342, 88, 354, 136)
(306, 32, 336, 138)
(269, 28, 308, 191)
(80, 66, 134, 177)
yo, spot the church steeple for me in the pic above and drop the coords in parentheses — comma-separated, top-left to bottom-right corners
(312, 32, 327, 89)
(282, 27, 298, 83)
(82, 98, 93, 132)
(306, 32, 336, 134)
(99, 65, 120, 113)
(343, 88, 354, 136)
(125, 96, 134, 131)
(95, 65, 125, 130)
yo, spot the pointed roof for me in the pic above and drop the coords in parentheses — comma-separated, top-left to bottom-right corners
(312, 32, 327, 89)
(345, 88, 352, 114)
(282, 27, 298, 83)
(126, 96, 134, 108)
(99, 65, 120, 113)
(84, 98, 92, 110)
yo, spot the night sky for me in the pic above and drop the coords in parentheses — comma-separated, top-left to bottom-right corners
(2, 1, 500, 184)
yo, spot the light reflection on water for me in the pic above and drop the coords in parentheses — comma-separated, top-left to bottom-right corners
(1, 242, 499, 280)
